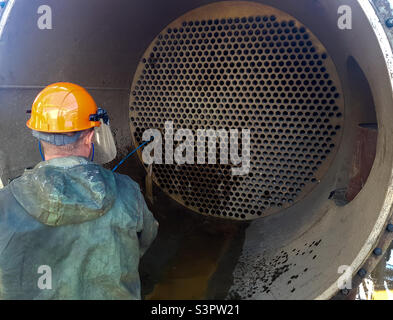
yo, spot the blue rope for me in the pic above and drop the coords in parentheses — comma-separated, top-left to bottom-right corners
(112, 139, 153, 172)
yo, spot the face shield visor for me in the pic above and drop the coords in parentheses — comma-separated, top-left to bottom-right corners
(89, 108, 117, 164)
(91, 119, 117, 164)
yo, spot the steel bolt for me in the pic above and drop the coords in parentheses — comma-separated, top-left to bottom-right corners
(373, 248, 383, 256)
(386, 18, 393, 28)
(387, 224, 393, 232)
(358, 268, 367, 278)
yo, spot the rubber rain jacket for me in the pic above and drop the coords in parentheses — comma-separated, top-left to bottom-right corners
(0, 156, 158, 299)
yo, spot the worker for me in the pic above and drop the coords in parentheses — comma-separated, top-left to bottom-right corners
(0, 82, 158, 299)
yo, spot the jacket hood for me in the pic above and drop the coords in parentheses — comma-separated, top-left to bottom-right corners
(10, 157, 116, 226)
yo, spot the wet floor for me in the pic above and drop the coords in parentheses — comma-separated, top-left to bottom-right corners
(138, 183, 249, 300)
(145, 225, 234, 299)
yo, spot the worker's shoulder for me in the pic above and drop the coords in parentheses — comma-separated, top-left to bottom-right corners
(110, 172, 146, 216)
(0, 184, 21, 212)
(111, 171, 142, 194)
(0, 184, 13, 199)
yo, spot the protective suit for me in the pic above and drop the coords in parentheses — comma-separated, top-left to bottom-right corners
(0, 156, 158, 299)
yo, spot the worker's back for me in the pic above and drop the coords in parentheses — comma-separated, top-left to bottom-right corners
(0, 156, 158, 299)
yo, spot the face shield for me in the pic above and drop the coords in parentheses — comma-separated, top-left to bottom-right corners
(90, 109, 117, 164)
(92, 119, 117, 164)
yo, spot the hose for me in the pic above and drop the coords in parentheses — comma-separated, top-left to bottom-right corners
(112, 138, 153, 172)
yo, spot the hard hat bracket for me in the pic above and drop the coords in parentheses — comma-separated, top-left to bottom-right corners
(89, 108, 109, 125)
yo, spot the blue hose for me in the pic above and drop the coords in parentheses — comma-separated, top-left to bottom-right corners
(112, 139, 153, 172)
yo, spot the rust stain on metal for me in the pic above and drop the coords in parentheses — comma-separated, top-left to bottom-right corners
(346, 125, 377, 202)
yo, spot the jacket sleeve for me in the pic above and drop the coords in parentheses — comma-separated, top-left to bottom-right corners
(137, 190, 158, 257)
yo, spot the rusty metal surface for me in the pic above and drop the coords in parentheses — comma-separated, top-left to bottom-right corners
(130, 2, 345, 220)
(346, 125, 378, 202)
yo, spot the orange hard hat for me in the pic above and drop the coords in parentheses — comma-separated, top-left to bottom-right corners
(27, 82, 101, 133)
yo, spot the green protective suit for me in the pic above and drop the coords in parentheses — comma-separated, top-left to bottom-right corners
(0, 156, 158, 300)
